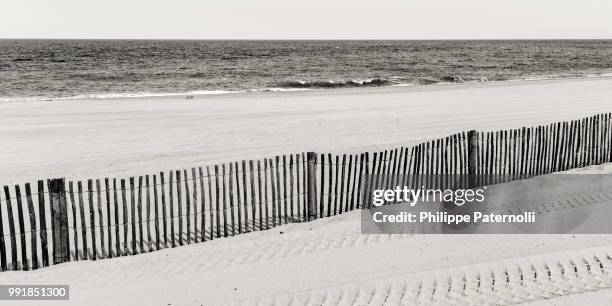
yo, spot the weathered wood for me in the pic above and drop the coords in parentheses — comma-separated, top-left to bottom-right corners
(146, 175, 152, 251)
(295, 154, 302, 220)
(280, 156, 287, 223)
(153, 175, 160, 249)
(289, 155, 295, 221)
(159, 172, 168, 247)
(302, 153, 308, 219)
(229, 163, 236, 235)
(269, 159, 277, 227)
(206, 166, 214, 240)
(307, 152, 318, 220)
(256, 160, 263, 230)
(37, 181, 49, 267)
(467, 130, 478, 188)
(338, 154, 346, 214)
(168, 172, 176, 247)
(0, 187, 6, 271)
(241, 161, 248, 232)
(319, 154, 325, 218)
(199, 167, 206, 240)
(15, 186, 28, 269)
(120, 179, 128, 256)
(183, 170, 191, 243)
(68, 182, 78, 260)
(175, 171, 183, 246)
(96, 179, 105, 258)
(49, 179, 69, 265)
(214, 165, 221, 238)
(221, 164, 228, 237)
(274, 156, 282, 223)
(3, 186, 18, 269)
(233, 163, 241, 234)
(24, 183, 38, 269)
(87, 179, 98, 260)
(113, 179, 120, 256)
(327, 154, 333, 216)
(250, 160, 257, 230)
(104, 178, 112, 257)
(137, 176, 143, 253)
(333, 155, 340, 215)
(77, 181, 88, 259)
(191, 168, 198, 241)
(129, 177, 137, 254)
(264, 158, 270, 228)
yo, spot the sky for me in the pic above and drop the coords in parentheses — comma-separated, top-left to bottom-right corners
(1, 0, 611, 39)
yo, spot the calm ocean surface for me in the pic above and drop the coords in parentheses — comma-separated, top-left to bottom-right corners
(1, 40, 612, 102)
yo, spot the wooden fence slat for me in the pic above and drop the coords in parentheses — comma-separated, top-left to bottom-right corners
(104, 178, 112, 257)
(175, 171, 183, 246)
(0, 187, 6, 271)
(206, 166, 214, 240)
(264, 158, 270, 229)
(160, 173, 168, 248)
(250, 160, 257, 230)
(333, 155, 340, 215)
(153, 175, 160, 249)
(221, 164, 228, 237)
(183, 170, 191, 243)
(240, 161, 248, 232)
(191, 168, 198, 242)
(214, 165, 221, 238)
(15, 186, 28, 270)
(146, 175, 152, 251)
(87, 179, 97, 260)
(36, 181, 49, 267)
(274, 157, 282, 223)
(120, 179, 128, 256)
(130, 177, 137, 254)
(49, 179, 69, 266)
(295, 154, 301, 221)
(25, 183, 38, 270)
(289, 155, 295, 221)
(229, 163, 236, 235)
(169, 172, 175, 247)
(233, 163, 241, 234)
(68, 182, 78, 260)
(3, 186, 18, 270)
(269, 159, 277, 227)
(256, 161, 263, 230)
(113, 179, 120, 257)
(96, 179, 105, 258)
(198, 167, 206, 240)
(77, 182, 88, 260)
(137, 176, 144, 253)
(339, 155, 346, 214)
(327, 154, 333, 216)
(283, 156, 289, 223)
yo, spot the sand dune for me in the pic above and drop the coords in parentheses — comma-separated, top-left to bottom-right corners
(2, 77, 612, 185)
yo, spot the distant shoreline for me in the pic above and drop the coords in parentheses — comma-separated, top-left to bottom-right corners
(3, 74, 612, 104)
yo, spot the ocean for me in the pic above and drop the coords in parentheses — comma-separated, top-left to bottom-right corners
(1, 40, 612, 102)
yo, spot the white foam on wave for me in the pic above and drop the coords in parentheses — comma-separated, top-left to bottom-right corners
(0, 90, 245, 103)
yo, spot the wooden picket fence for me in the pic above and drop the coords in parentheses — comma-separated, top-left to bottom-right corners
(2, 112, 612, 271)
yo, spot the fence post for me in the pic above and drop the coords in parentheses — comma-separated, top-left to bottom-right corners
(307, 152, 317, 220)
(467, 130, 478, 188)
(49, 178, 69, 265)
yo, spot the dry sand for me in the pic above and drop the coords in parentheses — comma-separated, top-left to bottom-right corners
(3, 164, 612, 305)
(3, 79, 612, 304)
(2, 77, 612, 185)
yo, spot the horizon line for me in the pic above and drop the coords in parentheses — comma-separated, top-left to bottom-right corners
(2, 38, 612, 41)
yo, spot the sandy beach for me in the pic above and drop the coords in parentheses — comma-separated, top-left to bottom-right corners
(3, 164, 612, 305)
(2, 77, 612, 185)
